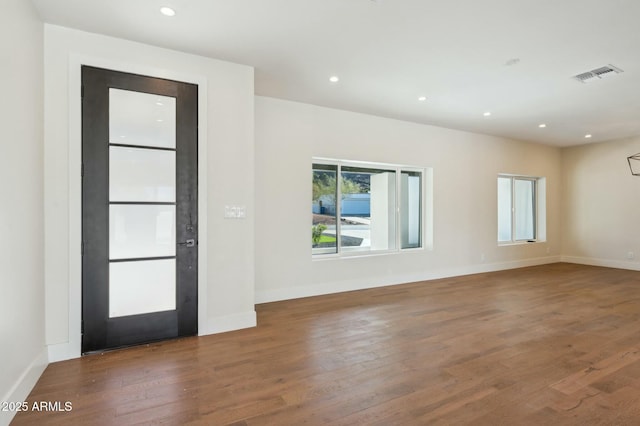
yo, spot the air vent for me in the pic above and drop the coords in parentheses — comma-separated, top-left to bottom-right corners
(573, 64, 623, 83)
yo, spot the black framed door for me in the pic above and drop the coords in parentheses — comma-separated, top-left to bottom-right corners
(81, 66, 198, 353)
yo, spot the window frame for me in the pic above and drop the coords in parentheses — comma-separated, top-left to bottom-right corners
(498, 174, 539, 244)
(312, 158, 426, 258)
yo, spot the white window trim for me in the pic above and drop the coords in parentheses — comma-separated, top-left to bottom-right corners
(497, 174, 547, 246)
(312, 158, 429, 258)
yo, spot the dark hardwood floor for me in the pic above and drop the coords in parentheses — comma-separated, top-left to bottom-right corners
(12, 263, 640, 425)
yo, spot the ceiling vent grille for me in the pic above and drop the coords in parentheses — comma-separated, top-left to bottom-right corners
(573, 64, 623, 83)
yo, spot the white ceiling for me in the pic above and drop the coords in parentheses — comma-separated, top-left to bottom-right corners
(32, 0, 640, 147)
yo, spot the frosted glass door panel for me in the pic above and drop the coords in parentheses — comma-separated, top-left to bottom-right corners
(110, 205, 176, 259)
(109, 89, 176, 148)
(110, 146, 175, 202)
(109, 259, 176, 318)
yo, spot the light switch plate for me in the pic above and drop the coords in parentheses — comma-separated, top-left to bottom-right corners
(224, 205, 246, 219)
(224, 205, 236, 218)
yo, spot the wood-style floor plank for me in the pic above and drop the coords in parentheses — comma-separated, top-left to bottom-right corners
(12, 263, 640, 425)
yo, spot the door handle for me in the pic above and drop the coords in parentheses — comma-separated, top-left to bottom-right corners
(178, 239, 196, 247)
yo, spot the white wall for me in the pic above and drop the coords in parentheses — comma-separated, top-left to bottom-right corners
(44, 25, 256, 361)
(0, 1, 47, 425)
(562, 136, 640, 269)
(255, 96, 562, 302)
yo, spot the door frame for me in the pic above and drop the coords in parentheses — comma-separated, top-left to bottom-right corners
(48, 54, 209, 361)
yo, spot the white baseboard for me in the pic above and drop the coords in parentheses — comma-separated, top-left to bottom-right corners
(561, 255, 640, 271)
(47, 310, 258, 363)
(47, 341, 80, 363)
(255, 256, 562, 304)
(0, 349, 48, 426)
(203, 310, 257, 335)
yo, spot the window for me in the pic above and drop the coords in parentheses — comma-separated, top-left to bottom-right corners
(312, 160, 424, 256)
(498, 175, 538, 243)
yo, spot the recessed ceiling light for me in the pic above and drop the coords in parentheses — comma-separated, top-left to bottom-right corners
(156, 101, 164, 106)
(483, 111, 491, 117)
(156, 119, 164, 122)
(418, 96, 427, 102)
(160, 7, 176, 16)
(585, 134, 592, 138)
(538, 124, 547, 128)
(329, 76, 339, 83)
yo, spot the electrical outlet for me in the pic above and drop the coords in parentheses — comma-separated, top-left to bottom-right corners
(628, 251, 635, 260)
